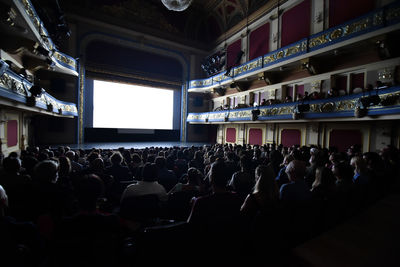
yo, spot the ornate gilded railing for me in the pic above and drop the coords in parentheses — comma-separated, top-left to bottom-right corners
(188, 2, 400, 90)
(187, 86, 400, 123)
(13, 0, 78, 75)
(0, 60, 78, 116)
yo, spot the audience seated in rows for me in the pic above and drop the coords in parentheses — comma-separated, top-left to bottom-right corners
(0, 142, 399, 266)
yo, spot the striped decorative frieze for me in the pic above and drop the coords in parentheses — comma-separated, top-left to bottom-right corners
(309, 9, 384, 51)
(233, 57, 263, 77)
(187, 87, 400, 123)
(189, 78, 213, 89)
(0, 60, 78, 116)
(53, 51, 77, 70)
(263, 39, 308, 66)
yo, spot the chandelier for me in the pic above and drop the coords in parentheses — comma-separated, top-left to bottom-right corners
(161, 0, 193, 11)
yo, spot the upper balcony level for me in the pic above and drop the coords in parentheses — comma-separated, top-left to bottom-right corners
(0, 59, 78, 116)
(187, 86, 400, 124)
(0, 0, 78, 76)
(188, 1, 400, 92)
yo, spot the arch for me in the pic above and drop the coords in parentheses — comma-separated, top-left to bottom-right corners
(78, 32, 189, 83)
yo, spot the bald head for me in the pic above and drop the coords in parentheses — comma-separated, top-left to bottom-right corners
(285, 160, 306, 182)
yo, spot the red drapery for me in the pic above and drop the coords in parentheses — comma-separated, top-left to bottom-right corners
(281, 129, 301, 147)
(351, 73, 365, 90)
(7, 120, 18, 147)
(227, 39, 242, 68)
(249, 23, 270, 60)
(329, 129, 362, 152)
(329, 0, 375, 28)
(281, 0, 311, 47)
(249, 128, 263, 145)
(226, 128, 237, 143)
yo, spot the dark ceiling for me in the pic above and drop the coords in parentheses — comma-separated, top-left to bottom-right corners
(31, 0, 273, 50)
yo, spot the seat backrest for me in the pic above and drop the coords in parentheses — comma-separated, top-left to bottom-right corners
(120, 194, 160, 221)
(166, 190, 199, 220)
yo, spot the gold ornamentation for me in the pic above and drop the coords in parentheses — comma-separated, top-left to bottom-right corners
(330, 28, 342, 40)
(0, 73, 26, 96)
(53, 52, 76, 69)
(21, 0, 54, 51)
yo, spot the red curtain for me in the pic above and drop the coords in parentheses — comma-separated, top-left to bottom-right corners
(329, 0, 375, 28)
(287, 86, 294, 98)
(227, 39, 242, 67)
(226, 128, 236, 143)
(297, 84, 305, 96)
(249, 23, 270, 60)
(7, 120, 18, 147)
(329, 129, 362, 152)
(249, 128, 263, 145)
(281, 0, 311, 47)
(351, 73, 365, 90)
(281, 129, 301, 147)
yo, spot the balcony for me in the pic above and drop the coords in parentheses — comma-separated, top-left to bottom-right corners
(0, 59, 77, 116)
(188, 1, 400, 92)
(187, 86, 400, 123)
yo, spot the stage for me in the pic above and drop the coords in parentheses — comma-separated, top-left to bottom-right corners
(60, 141, 213, 150)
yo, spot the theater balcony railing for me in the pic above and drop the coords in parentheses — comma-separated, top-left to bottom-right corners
(188, 1, 400, 92)
(2, 0, 78, 76)
(0, 59, 78, 117)
(187, 86, 400, 124)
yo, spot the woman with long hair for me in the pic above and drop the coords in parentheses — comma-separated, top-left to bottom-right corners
(240, 164, 279, 216)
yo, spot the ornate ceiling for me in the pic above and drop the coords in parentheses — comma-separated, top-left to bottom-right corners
(31, 0, 274, 49)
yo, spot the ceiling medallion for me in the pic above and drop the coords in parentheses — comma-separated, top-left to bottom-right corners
(161, 0, 193, 11)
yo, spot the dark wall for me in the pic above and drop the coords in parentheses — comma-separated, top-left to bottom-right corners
(84, 128, 180, 142)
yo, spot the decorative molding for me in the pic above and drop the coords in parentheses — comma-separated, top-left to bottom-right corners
(0, 60, 78, 116)
(188, 3, 400, 91)
(187, 86, 400, 123)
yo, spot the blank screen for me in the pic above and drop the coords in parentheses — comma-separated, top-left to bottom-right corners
(93, 80, 174, 129)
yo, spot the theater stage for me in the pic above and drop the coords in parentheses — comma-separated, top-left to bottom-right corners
(62, 141, 213, 150)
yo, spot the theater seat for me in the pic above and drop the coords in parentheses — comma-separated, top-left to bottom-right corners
(166, 190, 199, 221)
(119, 194, 160, 223)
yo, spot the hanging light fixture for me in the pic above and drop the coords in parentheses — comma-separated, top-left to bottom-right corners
(161, 0, 193, 12)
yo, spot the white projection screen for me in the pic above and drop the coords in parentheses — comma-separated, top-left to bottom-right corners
(93, 80, 174, 129)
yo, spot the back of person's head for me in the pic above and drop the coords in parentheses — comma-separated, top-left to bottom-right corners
(110, 152, 123, 166)
(350, 156, 367, 174)
(187, 167, 201, 185)
(87, 151, 100, 163)
(22, 156, 38, 174)
(142, 162, 158, 182)
(313, 166, 335, 190)
(332, 162, 353, 181)
(76, 174, 104, 212)
(155, 156, 166, 169)
(65, 150, 75, 161)
(147, 154, 156, 163)
(58, 156, 71, 176)
(34, 160, 59, 183)
(131, 153, 142, 164)
(240, 155, 252, 171)
(283, 154, 294, 166)
(210, 161, 229, 189)
(2, 156, 21, 173)
(285, 160, 306, 182)
(90, 158, 104, 172)
(254, 165, 278, 200)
